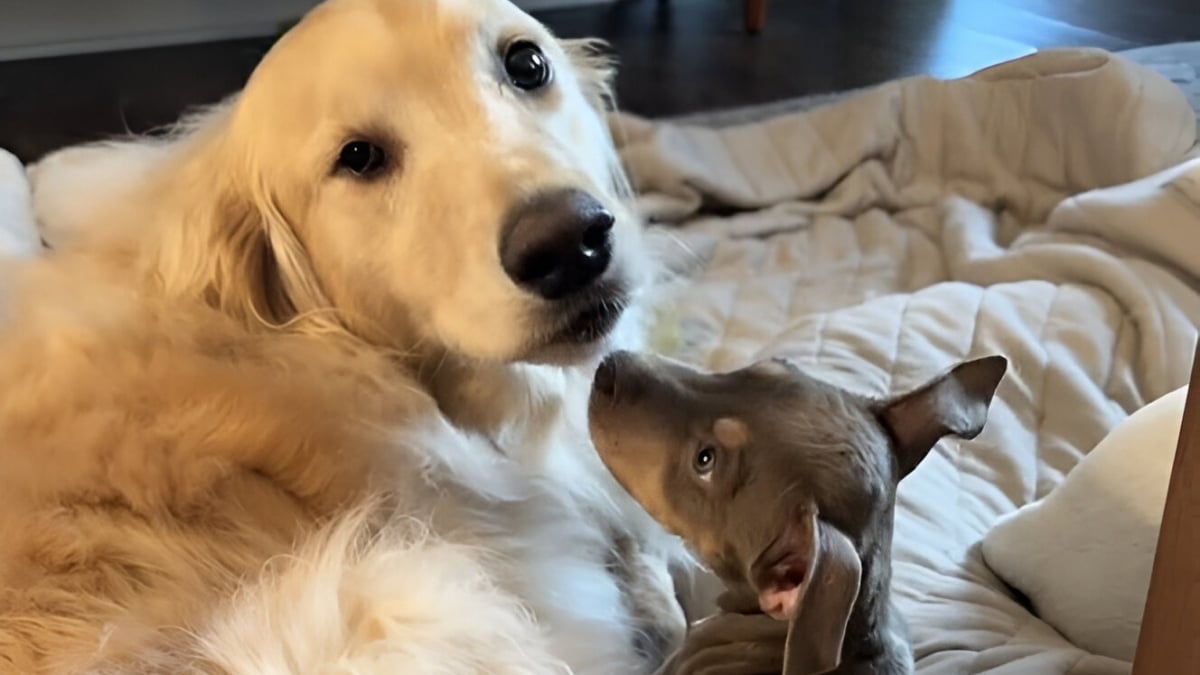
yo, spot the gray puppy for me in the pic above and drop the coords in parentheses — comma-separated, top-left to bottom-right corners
(588, 351, 1006, 675)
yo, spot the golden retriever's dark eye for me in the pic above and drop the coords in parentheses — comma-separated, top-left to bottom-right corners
(337, 141, 386, 177)
(504, 40, 552, 91)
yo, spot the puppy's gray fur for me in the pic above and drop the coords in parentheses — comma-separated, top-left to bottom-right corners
(588, 351, 1007, 675)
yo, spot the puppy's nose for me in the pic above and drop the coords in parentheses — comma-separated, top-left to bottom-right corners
(500, 188, 614, 300)
(594, 350, 638, 399)
(593, 354, 620, 397)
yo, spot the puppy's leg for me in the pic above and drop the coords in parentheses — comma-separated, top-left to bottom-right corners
(671, 560, 726, 623)
(0, 149, 42, 257)
(657, 611, 787, 675)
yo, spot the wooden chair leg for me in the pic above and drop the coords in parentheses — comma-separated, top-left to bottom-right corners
(1132, 344, 1200, 674)
(745, 0, 767, 33)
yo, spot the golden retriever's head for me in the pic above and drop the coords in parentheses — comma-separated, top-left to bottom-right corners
(159, 0, 645, 365)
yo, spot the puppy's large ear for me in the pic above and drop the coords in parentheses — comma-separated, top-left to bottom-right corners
(876, 355, 1008, 479)
(752, 511, 860, 675)
(781, 518, 861, 675)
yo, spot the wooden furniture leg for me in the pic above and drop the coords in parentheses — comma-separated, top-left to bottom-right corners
(745, 0, 767, 33)
(1132, 342, 1200, 673)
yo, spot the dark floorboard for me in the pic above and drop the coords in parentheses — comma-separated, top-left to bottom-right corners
(1, 0, 1199, 163)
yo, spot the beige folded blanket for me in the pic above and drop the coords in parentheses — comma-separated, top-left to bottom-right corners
(621, 48, 1200, 674)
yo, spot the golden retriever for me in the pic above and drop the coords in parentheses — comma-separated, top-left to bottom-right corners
(0, 0, 698, 672)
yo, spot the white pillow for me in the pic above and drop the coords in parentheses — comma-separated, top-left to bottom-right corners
(0, 149, 41, 257)
(981, 386, 1187, 662)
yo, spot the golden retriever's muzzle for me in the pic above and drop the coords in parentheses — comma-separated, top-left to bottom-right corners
(501, 187, 628, 347)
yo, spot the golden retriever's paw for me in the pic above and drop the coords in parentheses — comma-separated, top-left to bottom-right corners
(194, 506, 572, 675)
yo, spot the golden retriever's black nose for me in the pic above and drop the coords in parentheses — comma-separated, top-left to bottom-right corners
(500, 188, 614, 300)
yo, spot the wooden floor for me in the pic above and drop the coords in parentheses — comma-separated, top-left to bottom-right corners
(1, 0, 1198, 163)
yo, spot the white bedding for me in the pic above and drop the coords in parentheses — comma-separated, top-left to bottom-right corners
(621, 48, 1200, 674)
(983, 385, 1187, 663)
(0, 151, 39, 257)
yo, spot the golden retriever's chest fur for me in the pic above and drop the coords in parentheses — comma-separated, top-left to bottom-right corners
(420, 354, 689, 671)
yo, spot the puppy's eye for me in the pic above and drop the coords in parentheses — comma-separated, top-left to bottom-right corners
(337, 141, 386, 176)
(693, 446, 718, 478)
(504, 40, 552, 91)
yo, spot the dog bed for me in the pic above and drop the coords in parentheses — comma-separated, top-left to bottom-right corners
(620, 47, 1200, 674)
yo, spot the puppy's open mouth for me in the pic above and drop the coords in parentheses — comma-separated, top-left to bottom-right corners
(753, 543, 808, 594)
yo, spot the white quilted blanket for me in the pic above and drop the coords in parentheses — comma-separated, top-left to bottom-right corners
(619, 48, 1200, 674)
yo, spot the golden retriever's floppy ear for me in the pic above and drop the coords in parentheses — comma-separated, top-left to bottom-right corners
(561, 38, 619, 112)
(560, 38, 638, 205)
(150, 116, 334, 331)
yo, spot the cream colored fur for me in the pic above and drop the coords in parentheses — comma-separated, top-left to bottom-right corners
(0, 0, 697, 672)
